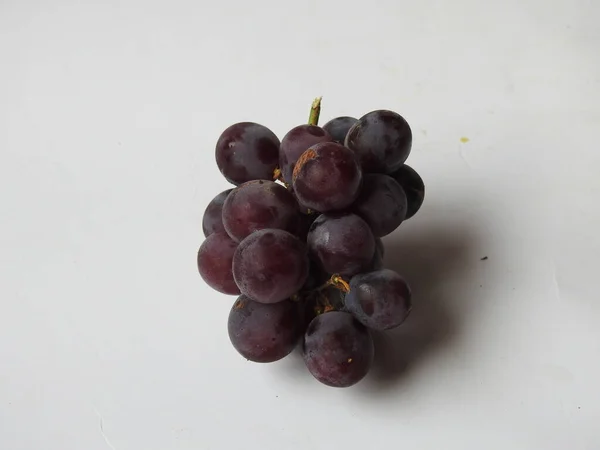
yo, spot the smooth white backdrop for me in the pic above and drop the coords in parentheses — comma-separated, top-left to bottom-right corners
(1, 1, 599, 449)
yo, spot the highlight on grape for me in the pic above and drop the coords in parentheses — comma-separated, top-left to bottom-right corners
(198, 98, 425, 388)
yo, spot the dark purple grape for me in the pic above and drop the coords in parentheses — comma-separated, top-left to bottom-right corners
(202, 189, 232, 237)
(322, 116, 358, 144)
(197, 232, 240, 295)
(307, 213, 375, 277)
(215, 122, 280, 185)
(279, 125, 332, 183)
(302, 311, 374, 387)
(345, 269, 412, 330)
(301, 256, 329, 292)
(292, 142, 362, 212)
(352, 174, 407, 237)
(233, 229, 309, 304)
(228, 295, 302, 363)
(345, 110, 412, 174)
(390, 164, 425, 219)
(222, 180, 300, 242)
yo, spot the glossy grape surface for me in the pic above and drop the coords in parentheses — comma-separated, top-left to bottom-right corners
(233, 229, 309, 304)
(202, 189, 232, 237)
(390, 164, 425, 219)
(197, 232, 240, 295)
(345, 110, 412, 174)
(228, 295, 302, 363)
(303, 311, 374, 387)
(222, 180, 299, 242)
(345, 269, 412, 330)
(292, 142, 362, 212)
(352, 174, 407, 237)
(307, 213, 375, 277)
(279, 125, 332, 183)
(322, 116, 358, 144)
(215, 122, 280, 185)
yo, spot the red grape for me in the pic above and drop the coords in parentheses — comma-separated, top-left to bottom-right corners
(345, 110, 412, 174)
(233, 229, 309, 304)
(322, 116, 357, 144)
(303, 311, 374, 387)
(279, 125, 332, 183)
(228, 295, 302, 363)
(222, 180, 300, 242)
(390, 164, 425, 219)
(292, 142, 362, 212)
(215, 122, 280, 185)
(197, 232, 240, 295)
(202, 189, 232, 237)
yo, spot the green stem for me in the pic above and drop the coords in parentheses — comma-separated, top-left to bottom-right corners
(308, 97, 322, 126)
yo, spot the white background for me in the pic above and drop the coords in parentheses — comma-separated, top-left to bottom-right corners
(1, 0, 599, 449)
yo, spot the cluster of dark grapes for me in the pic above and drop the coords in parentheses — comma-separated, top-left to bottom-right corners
(197, 99, 425, 388)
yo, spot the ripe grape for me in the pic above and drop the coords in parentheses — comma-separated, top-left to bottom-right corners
(197, 232, 240, 295)
(215, 122, 280, 185)
(228, 295, 302, 363)
(233, 229, 309, 304)
(390, 164, 425, 219)
(345, 269, 412, 330)
(322, 116, 357, 144)
(302, 311, 374, 387)
(345, 110, 412, 174)
(222, 180, 300, 242)
(352, 174, 407, 237)
(301, 286, 346, 329)
(307, 213, 375, 277)
(292, 142, 362, 212)
(202, 189, 232, 237)
(279, 125, 332, 183)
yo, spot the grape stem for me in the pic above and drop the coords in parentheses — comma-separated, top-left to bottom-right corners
(272, 166, 290, 188)
(308, 97, 322, 126)
(314, 274, 350, 294)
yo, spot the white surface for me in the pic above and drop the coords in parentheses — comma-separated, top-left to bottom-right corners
(1, 0, 599, 449)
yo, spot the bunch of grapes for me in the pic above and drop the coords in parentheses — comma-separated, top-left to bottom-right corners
(197, 98, 425, 388)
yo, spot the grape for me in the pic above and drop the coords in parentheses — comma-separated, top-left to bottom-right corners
(345, 110, 412, 174)
(233, 229, 309, 304)
(279, 125, 332, 183)
(302, 311, 374, 387)
(345, 269, 412, 330)
(390, 164, 425, 219)
(197, 232, 240, 295)
(202, 189, 232, 237)
(215, 122, 280, 185)
(307, 213, 375, 277)
(222, 180, 300, 242)
(292, 142, 362, 212)
(352, 174, 407, 237)
(375, 237, 384, 258)
(228, 295, 302, 363)
(301, 256, 329, 292)
(322, 116, 358, 144)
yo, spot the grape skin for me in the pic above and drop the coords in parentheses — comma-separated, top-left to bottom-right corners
(215, 122, 280, 185)
(345, 110, 412, 174)
(307, 213, 375, 277)
(279, 125, 332, 183)
(322, 116, 358, 144)
(303, 311, 374, 387)
(202, 189, 232, 237)
(222, 180, 300, 243)
(233, 229, 309, 304)
(197, 232, 240, 295)
(292, 142, 362, 212)
(390, 164, 425, 219)
(228, 295, 302, 363)
(369, 238, 384, 271)
(352, 174, 407, 237)
(345, 269, 412, 330)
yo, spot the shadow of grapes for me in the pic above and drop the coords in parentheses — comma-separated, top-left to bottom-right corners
(363, 217, 482, 392)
